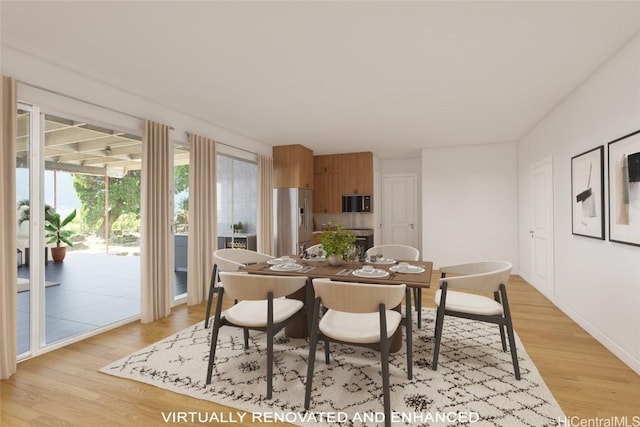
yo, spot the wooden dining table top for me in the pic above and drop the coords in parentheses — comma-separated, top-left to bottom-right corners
(240, 256, 433, 289)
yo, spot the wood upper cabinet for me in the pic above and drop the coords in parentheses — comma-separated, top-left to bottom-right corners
(273, 144, 313, 189)
(341, 152, 373, 195)
(313, 151, 373, 213)
(313, 154, 342, 213)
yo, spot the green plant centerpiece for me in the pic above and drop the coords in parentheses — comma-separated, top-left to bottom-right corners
(320, 225, 356, 266)
(45, 208, 77, 262)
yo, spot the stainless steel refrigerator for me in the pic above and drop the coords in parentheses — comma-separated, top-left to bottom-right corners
(273, 188, 313, 257)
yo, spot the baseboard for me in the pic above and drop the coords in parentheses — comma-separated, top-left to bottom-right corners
(552, 297, 640, 375)
(518, 272, 639, 375)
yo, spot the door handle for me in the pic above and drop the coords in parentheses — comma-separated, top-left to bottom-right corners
(529, 230, 534, 237)
(408, 224, 414, 229)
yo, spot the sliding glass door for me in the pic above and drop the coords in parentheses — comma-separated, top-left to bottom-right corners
(16, 104, 143, 359)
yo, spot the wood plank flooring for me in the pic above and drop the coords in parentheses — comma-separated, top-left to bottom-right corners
(2, 273, 639, 426)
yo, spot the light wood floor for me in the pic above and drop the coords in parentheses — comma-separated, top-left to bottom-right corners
(2, 274, 639, 426)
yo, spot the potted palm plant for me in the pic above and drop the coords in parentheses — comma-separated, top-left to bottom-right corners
(45, 208, 77, 262)
(320, 225, 356, 266)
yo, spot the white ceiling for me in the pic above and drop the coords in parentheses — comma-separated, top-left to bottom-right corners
(2, 1, 640, 159)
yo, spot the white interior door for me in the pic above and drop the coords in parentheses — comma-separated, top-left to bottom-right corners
(530, 158, 554, 298)
(381, 174, 418, 248)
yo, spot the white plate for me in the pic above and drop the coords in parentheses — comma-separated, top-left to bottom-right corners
(352, 268, 390, 278)
(367, 258, 396, 265)
(267, 257, 296, 265)
(270, 263, 303, 272)
(389, 265, 425, 274)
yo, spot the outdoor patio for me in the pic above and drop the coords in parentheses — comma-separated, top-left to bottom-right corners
(16, 251, 187, 355)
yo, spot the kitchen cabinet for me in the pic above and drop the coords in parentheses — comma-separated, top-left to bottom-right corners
(313, 152, 373, 213)
(273, 144, 313, 189)
(341, 152, 373, 195)
(313, 154, 342, 213)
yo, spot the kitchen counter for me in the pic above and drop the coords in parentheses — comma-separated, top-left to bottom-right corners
(218, 233, 257, 251)
(313, 228, 373, 236)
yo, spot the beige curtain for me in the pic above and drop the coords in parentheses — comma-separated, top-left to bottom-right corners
(0, 75, 17, 379)
(257, 155, 274, 255)
(186, 133, 217, 305)
(140, 120, 172, 323)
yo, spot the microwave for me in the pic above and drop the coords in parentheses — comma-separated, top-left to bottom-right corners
(342, 195, 372, 213)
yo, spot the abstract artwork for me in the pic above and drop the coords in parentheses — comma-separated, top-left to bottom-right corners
(608, 130, 640, 246)
(571, 146, 604, 239)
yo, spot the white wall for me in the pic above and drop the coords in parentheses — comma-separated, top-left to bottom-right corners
(1, 46, 271, 156)
(421, 142, 518, 271)
(518, 33, 640, 373)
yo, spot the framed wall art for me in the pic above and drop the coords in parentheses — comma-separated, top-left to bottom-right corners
(608, 130, 640, 246)
(571, 146, 605, 239)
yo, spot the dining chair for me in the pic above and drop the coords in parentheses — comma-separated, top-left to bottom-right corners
(305, 278, 412, 427)
(205, 249, 274, 328)
(366, 244, 423, 328)
(304, 243, 325, 258)
(431, 260, 520, 379)
(205, 271, 308, 399)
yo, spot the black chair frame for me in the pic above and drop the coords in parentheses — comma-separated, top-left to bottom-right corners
(432, 274, 521, 380)
(205, 286, 304, 399)
(204, 263, 218, 329)
(304, 287, 412, 427)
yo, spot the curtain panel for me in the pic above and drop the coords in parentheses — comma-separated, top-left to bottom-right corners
(186, 133, 217, 305)
(0, 75, 17, 379)
(140, 120, 172, 323)
(257, 155, 274, 255)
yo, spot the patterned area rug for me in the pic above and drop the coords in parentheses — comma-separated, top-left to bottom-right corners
(100, 309, 564, 426)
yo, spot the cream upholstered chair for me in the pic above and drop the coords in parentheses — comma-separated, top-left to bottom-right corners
(305, 279, 412, 427)
(432, 261, 520, 379)
(205, 272, 307, 399)
(366, 244, 419, 262)
(366, 244, 423, 327)
(304, 244, 325, 257)
(204, 249, 274, 328)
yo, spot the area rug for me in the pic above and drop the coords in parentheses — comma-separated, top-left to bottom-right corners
(100, 309, 565, 426)
(16, 278, 60, 293)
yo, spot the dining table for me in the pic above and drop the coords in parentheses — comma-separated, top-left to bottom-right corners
(240, 256, 433, 352)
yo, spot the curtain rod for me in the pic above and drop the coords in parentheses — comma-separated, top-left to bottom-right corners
(17, 80, 175, 130)
(185, 131, 259, 156)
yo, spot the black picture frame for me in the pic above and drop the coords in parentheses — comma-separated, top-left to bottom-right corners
(571, 146, 605, 240)
(608, 130, 640, 247)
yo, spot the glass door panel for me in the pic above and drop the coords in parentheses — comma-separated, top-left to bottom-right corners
(216, 154, 258, 252)
(17, 107, 143, 355)
(41, 114, 143, 346)
(16, 107, 32, 357)
(173, 144, 189, 299)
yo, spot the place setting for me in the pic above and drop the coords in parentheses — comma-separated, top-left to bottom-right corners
(389, 261, 425, 274)
(267, 256, 298, 265)
(269, 261, 304, 272)
(351, 264, 390, 278)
